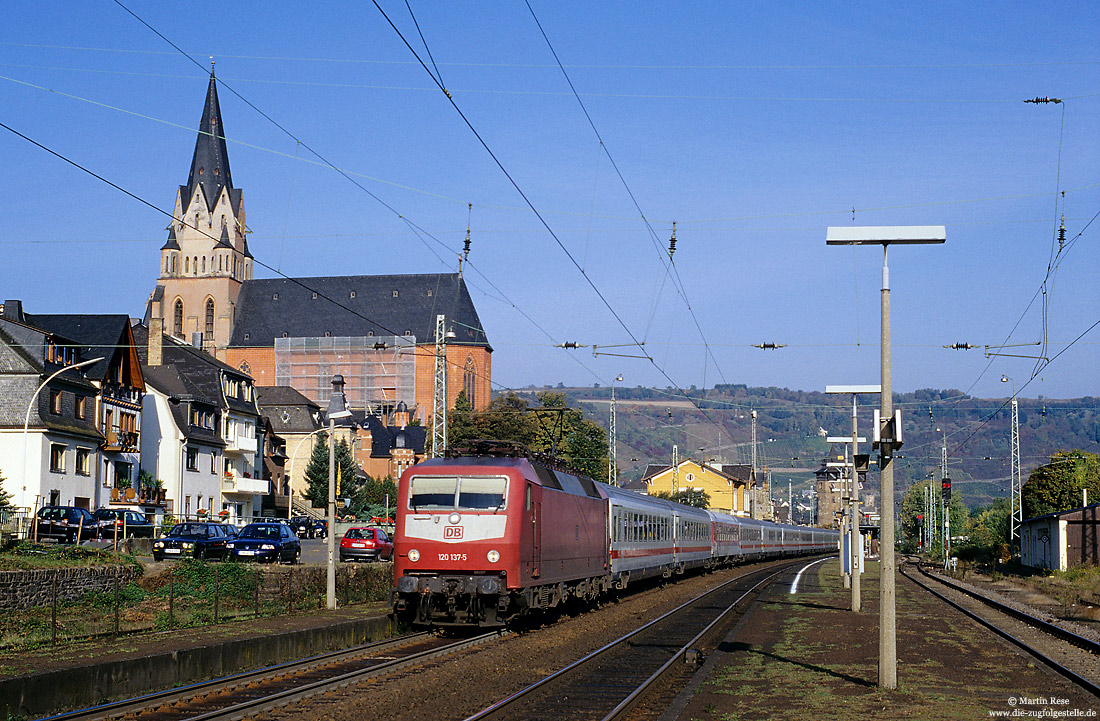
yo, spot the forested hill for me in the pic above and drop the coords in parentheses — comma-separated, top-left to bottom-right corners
(509, 384, 1100, 508)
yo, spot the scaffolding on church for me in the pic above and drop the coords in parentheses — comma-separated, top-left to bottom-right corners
(274, 335, 417, 412)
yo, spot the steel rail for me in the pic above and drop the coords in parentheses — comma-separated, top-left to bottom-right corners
(182, 631, 501, 721)
(913, 560, 1100, 655)
(601, 564, 792, 721)
(901, 560, 1100, 698)
(465, 559, 802, 721)
(43, 631, 433, 721)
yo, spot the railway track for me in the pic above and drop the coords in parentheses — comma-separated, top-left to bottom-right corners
(463, 559, 802, 721)
(901, 558, 1100, 699)
(46, 631, 501, 721)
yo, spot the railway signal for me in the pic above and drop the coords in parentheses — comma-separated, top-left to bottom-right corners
(941, 477, 952, 500)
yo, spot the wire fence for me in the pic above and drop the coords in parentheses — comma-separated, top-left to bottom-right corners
(0, 560, 392, 650)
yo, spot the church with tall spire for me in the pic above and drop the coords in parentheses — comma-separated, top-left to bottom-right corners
(148, 67, 252, 355)
(145, 70, 493, 426)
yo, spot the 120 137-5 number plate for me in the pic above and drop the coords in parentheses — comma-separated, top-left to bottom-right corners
(438, 553, 467, 561)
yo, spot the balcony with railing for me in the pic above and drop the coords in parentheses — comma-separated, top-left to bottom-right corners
(102, 429, 140, 453)
(222, 469, 267, 495)
(110, 486, 167, 506)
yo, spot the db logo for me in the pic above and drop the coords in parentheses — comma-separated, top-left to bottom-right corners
(444, 526, 463, 539)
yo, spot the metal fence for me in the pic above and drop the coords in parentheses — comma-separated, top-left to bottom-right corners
(0, 560, 392, 651)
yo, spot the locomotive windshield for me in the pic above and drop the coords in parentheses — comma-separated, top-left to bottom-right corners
(408, 475, 507, 510)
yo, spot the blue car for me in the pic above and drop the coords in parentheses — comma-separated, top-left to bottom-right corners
(225, 522, 301, 564)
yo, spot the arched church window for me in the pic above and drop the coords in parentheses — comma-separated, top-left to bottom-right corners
(205, 299, 215, 340)
(201, 257, 206, 273)
(173, 299, 184, 338)
(464, 357, 477, 409)
(184, 256, 189, 274)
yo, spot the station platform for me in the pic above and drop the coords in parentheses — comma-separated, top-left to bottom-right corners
(664, 558, 1099, 720)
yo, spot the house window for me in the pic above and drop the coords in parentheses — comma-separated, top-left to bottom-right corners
(115, 462, 132, 487)
(173, 299, 184, 338)
(75, 395, 86, 419)
(211, 451, 218, 474)
(49, 390, 63, 415)
(50, 444, 66, 473)
(75, 448, 90, 476)
(186, 448, 199, 471)
(205, 299, 215, 339)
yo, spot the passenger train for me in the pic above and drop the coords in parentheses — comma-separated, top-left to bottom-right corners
(392, 441, 837, 627)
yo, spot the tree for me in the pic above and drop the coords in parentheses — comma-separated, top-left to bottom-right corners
(0, 469, 12, 511)
(653, 488, 711, 508)
(446, 391, 610, 481)
(353, 475, 399, 520)
(303, 432, 361, 509)
(899, 479, 968, 557)
(1022, 450, 1100, 519)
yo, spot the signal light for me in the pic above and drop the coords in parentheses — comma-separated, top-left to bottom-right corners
(941, 477, 952, 500)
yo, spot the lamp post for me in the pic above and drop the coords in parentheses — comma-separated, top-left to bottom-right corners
(1001, 374, 1022, 549)
(609, 374, 623, 486)
(22, 356, 104, 498)
(325, 375, 352, 610)
(827, 225, 945, 690)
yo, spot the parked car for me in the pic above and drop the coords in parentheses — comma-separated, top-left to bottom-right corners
(34, 506, 95, 543)
(339, 527, 393, 562)
(225, 522, 301, 564)
(91, 508, 155, 539)
(153, 522, 236, 561)
(290, 516, 316, 538)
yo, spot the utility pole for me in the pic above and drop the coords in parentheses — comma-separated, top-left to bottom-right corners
(672, 444, 680, 496)
(750, 409, 758, 519)
(609, 374, 622, 486)
(432, 314, 447, 458)
(1002, 375, 1022, 550)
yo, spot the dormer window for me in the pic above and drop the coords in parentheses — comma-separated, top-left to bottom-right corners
(272, 293, 279, 301)
(312, 292, 317, 300)
(349, 291, 356, 299)
(324, 331, 331, 337)
(392, 290, 399, 298)
(199, 167, 204, 175)
(427, 289, 433, 297)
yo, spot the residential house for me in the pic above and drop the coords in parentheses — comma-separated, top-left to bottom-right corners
(0, 302, 104, 512)
(256, 385, 322, 515)
(136, 322, 262, 523)
(19, 310, 154, 513)
(639, 460, 756, 516)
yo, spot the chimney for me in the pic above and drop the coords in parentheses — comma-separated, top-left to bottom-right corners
(1, 299, 24, 323)
(148, 317, 164, 367)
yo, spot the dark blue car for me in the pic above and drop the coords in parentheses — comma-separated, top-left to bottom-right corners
(153, 522, 235, 561)
(225, 522, 301, 564)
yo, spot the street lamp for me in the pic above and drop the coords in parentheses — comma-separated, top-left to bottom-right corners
(287, 426, 329, 520)
(609, 374, 623, 486)
(22, 356, 105, 499)
(1001, 374, 1022, 548)
(326, 375, 352, 610)
(827, 224, 945, 690)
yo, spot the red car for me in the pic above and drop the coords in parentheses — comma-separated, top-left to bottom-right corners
(339, 527, 393, 562)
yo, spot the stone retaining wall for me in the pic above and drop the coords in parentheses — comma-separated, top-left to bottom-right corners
(0, 565, 142, 610)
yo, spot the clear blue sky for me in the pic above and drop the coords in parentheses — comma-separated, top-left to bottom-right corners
(2, 1, 1097, 400)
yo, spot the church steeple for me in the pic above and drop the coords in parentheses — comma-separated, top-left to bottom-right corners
(184, 67, 234, 214)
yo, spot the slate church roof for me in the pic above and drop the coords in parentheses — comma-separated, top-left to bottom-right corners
(228, 273, 491, 350)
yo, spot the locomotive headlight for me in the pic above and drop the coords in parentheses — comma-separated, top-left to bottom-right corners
(407, 548, 420, 562)
(487, 549, 500, 563)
